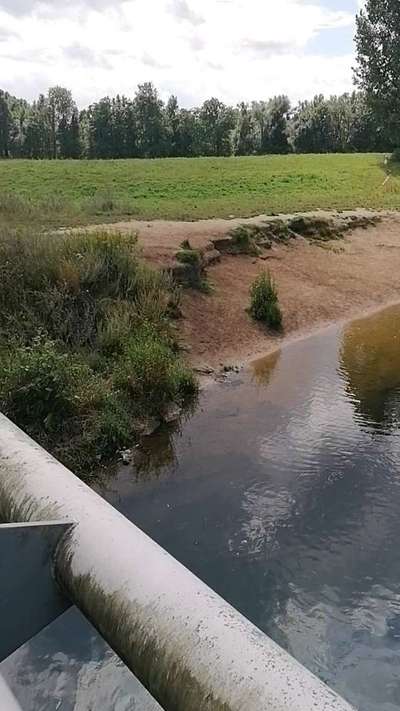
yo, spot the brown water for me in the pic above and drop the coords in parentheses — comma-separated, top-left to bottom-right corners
(3, 305, 400, 710)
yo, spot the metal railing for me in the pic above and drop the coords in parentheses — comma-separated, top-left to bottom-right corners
(0, 413, 356, 711)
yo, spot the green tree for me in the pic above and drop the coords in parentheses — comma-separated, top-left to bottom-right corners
(177, 108, 199, 156)
(58, 108, 81, 159)
(348, 92, 388, 151)
(355, 0, 400, 147)
(48, 86, 76, 159)
(134, 82, 166, 158)
(0, 90, 10, 157)
(198, 98, 235, 156)
(234, 102, 257, 155)
(291, 95, 335, 153)
(24, 95, 52, 158)
(86, 97, 113, 158)
(111, 95, 136, 158)
(165, 95, 180, 156)
(263, 96, 291, 154)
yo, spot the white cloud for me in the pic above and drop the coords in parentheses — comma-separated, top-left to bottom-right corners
(0, 0, 355, 107)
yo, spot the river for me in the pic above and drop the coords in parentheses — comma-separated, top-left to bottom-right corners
(2, 304, 400, 711)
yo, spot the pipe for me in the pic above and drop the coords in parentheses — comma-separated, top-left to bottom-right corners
(0, 414, 356, 711)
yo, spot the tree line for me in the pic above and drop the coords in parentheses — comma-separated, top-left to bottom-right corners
(0, 82, 392, 161)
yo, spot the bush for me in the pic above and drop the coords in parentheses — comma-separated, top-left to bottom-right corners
(175, 246, 209, 290)
(116, 325, 198, 416)
(0, 228, 165, 348)
(176, 248, 201, 266)
(230, 226, 259, 255)
(0, 338, 105, 435)
(249, 271, 282, 330)
(0, 226, 197, 477)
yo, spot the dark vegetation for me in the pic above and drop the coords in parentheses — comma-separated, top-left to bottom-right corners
(0, 228, 197, 476)
(249, 271, 283, 331)
(0, 84, 392, 162)
(355, 0, 400, 153)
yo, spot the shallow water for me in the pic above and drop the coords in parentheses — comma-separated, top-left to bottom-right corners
(3, 305, 400, 710)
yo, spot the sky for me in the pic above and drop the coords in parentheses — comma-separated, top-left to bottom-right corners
(0, 0, 363, 108)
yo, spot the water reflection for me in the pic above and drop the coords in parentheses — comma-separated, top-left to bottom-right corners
(339, 305, 400, 428)
(4, 305, 400, 711)
(252, 348, 281, 386)
(1, 609, 161, 711)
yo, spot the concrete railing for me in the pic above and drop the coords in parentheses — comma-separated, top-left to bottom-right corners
(0, 413, 356, 711)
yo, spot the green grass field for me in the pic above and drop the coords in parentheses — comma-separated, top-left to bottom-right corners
(1, 153, 399, 224)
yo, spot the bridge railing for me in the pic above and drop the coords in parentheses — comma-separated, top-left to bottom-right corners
(0, 413, 356, 711)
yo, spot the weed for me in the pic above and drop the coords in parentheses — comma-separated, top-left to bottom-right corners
(176, 248, 202, 266)
(249, 271, 283, 330)
(0, 338, 105, 435)
(229, 226, 260, 255)
(175, 247, 205, 289)
(0, 226, 197, 477)
(115, 325, 198, 417)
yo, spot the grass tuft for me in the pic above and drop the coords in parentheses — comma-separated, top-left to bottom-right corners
(249, 270, 283, 330)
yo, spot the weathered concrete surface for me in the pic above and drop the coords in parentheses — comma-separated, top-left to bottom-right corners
(0, 414, 356, 711)
(0, 675, 23, 711)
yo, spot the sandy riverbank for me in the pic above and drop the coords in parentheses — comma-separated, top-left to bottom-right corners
(81, 211, 400, 369)
(179, 214, 400, 368)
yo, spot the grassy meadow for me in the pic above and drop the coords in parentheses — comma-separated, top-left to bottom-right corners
(0, 153, 399, 226)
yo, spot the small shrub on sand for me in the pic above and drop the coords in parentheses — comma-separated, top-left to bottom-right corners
(229, 226, 260, 255)
(249, 271, 282, 330)
(176, 246, 207, 290)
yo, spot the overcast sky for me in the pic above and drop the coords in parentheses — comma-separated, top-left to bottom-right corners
(0, 0, 361, 108)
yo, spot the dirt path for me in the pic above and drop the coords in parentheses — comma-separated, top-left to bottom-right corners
(83, 209, 389, 265)
(179, 214, 400, 367)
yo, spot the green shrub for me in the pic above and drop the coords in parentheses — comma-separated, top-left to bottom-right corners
(0, 228, 161, 347)
(229, 226, 260, 255)
(176, 248, 201, 266)
(96, 301, 136, 356)
(175, 247, 208, 290)
(249, 271, 282, 330)
(81, 394, 134, 463)
(116, 326, 198, 416)
(0, 338, 105, 434)
(0, 226, 197, 477)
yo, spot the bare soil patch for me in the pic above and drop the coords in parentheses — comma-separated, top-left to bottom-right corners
(83, 211, 400, 368)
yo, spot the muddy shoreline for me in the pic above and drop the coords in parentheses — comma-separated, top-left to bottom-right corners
(195, 298, 400, 388)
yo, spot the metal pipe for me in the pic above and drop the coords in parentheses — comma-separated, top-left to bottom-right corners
(0, 414, 356, 711)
